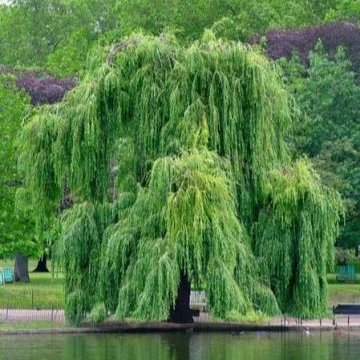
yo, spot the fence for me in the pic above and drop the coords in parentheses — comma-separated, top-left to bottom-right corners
(0, 308, 64, 322)
(2, 289, 360, 326)
(269, 315, 360, 328)
(0, 288, 64, 323)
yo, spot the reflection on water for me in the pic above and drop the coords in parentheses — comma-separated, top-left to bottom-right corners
(1, 331, 360, 360)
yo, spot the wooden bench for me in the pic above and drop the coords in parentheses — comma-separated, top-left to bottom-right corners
(336, 264, 356, 282)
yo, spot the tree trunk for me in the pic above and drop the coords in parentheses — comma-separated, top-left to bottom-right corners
(14, 253, 30, 283)
(168, 272, 193, 323)
(33, 253, 49, 272)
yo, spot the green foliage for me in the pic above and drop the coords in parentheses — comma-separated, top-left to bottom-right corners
(278, 41, 360, 250)
(211, 1, 341, 41)
(120, 0, 345, 43)
(0, 269, 64, 310)
(56, 202, 111, 324)
(325, 0, 360, 23)
(255, 160, 342, 317)
(0, 0, 356, 76)
(20, 34, 342, 324)
(87, 302, 107, 325)
(119, 0, 237, 41)
(102, 150, 279, 320)
(0, 0, 121, 75)
(0, 74, 38, 258)
(46, 29, 91, 77)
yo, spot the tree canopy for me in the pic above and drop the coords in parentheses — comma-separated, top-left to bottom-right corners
(262, 23, 360, 82)
(1, 0, 358, 76)
(277, 41, 360, 250)
(19, 34, 342, 325)
(0, 69, 75, 277)
(0, 0, 121, 75)
(0, 73, 37, 258)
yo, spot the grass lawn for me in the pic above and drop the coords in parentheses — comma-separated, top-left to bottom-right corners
(0, 321, 66, 332)
(1, 257, 360, 314)
(0, 259, 64, 309)
(327, 273, 360, 308)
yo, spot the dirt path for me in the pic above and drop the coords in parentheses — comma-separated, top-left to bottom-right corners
(0, 308, 64, 322)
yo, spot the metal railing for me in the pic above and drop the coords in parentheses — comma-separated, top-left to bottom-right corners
(0, 289, 64, 323)
(1, 289, 360, 326)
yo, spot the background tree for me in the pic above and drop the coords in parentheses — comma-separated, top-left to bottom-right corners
(119, 0, 239, 41)
(1, 1, 358, 74)
(276, 41, 360, 252)
(0, 0, 121, 75)
(211, 1, 313, 42)
(120, 0, 345, 42)
(16, 71, 76, 105)
(0, 73, 38, 281)
(0, 69, 76, 276)
(19, 34, 342, 325)
(262, 23, 360, 81)
(325, 0, 360, 24)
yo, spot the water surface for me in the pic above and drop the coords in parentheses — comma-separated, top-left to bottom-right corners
(1, 331, 360, 360)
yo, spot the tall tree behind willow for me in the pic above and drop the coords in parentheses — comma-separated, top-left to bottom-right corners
(0, 0, 121, 75)
(119, 0, 344, 42)
(0, 73, 39, 281)
(19, 33, 342, 325)
(277, 42, 360, 253)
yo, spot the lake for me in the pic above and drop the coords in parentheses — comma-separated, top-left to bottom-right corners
(1, 331, 360, 360)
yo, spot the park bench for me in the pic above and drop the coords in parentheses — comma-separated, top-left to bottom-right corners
(333, 304, 360, 315)
(336, 264, 356, 282)
(0, 269, 4, 285)
(3, 267, 14, 283)
(190, 291, 206, 312)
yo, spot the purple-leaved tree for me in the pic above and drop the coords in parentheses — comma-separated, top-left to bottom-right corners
(253, 22, 360, 79)
(16, 72, 76, 105)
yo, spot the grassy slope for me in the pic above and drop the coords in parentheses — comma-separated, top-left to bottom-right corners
(0, 259, 64, 309)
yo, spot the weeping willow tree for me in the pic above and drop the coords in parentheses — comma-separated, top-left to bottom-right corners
(18, 32, 342, 325)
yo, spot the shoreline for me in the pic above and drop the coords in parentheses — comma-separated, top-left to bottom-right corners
(1, 321, 360, 336)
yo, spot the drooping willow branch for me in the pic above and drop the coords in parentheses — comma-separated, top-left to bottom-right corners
(19, 33, 342, 325)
